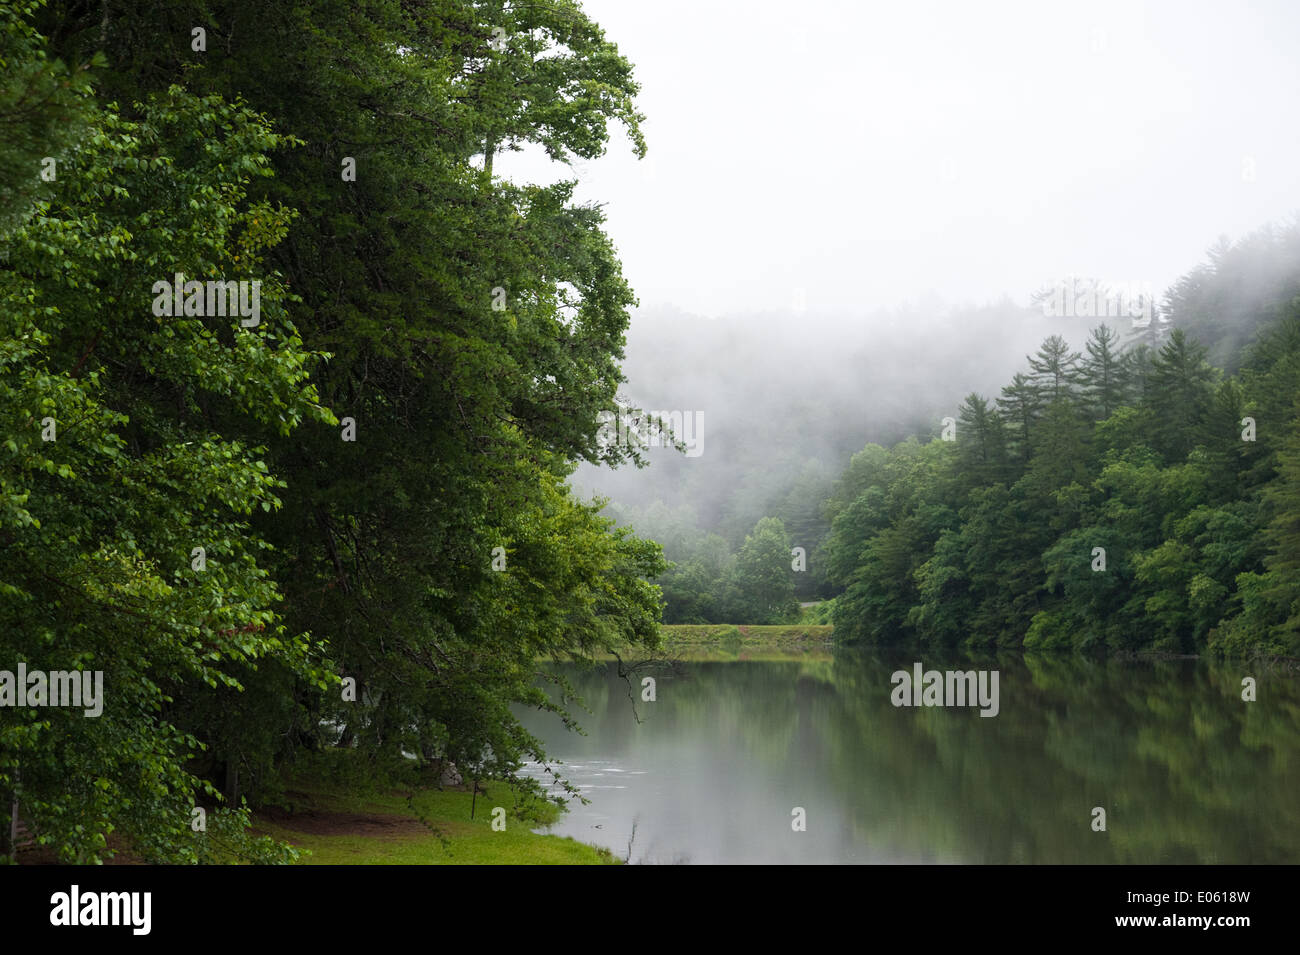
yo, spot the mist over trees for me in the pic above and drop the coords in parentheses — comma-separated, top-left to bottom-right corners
(3, 0, 1300, 872)
(588, 223, 1300, 640)
(818, 225, 1300, 655)
(577, 298, 1059, 617)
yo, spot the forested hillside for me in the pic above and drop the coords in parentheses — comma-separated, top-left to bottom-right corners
(584, 298, 1057, 616)
(621, 224, 1300, 640)
(823, 227, 1300, 656)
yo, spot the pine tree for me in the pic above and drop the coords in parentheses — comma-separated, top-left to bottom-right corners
(1147, 329, 1218, 460)
(1080, 324, 1125, 420)
(1125, 295, 1170, 351)
(1027, 334, 1082, 404)
(997, 372, 1042, 466)
(957, 393, 1009, 487)
(1120, 344, 1155, 406)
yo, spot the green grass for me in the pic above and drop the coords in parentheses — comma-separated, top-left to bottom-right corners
(266, 622, 838, 864)
(650, 623, 834, 660)
(253, 783, 618, 865)
(660, 623, 832, 638)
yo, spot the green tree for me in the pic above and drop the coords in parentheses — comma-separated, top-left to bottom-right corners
(7, 0, 665, 859)
(727, 517, 800, 624)
(1080, 324, 1126, 421)
(956, 392, 1009, 489)
(1146, 329, 1218, 461)
(997, 372, 1042, 467)
(1216, 401, 1300, 655)
(1027, 334, 1082, 404)
(0, 86, 328, 863)
(0, 0, 100, 231)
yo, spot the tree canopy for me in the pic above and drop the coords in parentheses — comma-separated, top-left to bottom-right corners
(2, 0, 663, 863)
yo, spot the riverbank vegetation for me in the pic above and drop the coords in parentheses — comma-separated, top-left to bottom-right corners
(5, 0, 1300, 871)
(657, 624, 832, 656)
(251, 760, 618, 865)
(1, 0, 659, 864)
(255, 787, 617, 865)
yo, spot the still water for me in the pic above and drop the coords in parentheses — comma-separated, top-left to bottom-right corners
(516, 652, 1300, 864)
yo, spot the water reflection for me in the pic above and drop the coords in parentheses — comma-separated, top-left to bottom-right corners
(516, 651, 1300, 864)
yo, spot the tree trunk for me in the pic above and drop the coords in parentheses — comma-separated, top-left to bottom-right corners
(224, 759, 240, 808)
(0, 793, 15, 859)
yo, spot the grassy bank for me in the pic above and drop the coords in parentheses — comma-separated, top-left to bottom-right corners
(653, 623, 834, 660)
(253, 781, 617, 865)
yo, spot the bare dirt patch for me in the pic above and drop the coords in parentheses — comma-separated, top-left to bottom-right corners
(16, 835, 143, 865)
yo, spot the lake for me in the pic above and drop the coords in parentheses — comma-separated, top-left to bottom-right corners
(516, 651, 1300, 864)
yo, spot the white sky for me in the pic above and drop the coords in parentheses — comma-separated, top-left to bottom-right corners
(498, 0, 1300, 320)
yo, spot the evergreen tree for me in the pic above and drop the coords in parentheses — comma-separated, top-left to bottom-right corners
(996, 372, 1042, 466)
(1027, 334, 1082, 404)
(956, 393, 1009, 489)
(1146, 329, 1218, 461)
(1080, 324, 1126, 420)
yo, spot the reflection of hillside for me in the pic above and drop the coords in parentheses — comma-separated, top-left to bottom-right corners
(826, 652, 1300, 863)
(540, 660, 832, 765)
(529, 653, 1300, 863)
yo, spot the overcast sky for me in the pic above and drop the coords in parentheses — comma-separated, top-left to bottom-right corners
(500, 0, 1300, 320)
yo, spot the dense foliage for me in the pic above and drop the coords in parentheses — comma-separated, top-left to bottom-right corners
(4, 0, 1298, 868)
(633, 228, 1300, 635)
(822, 231, 1300, 655)
(1, 0, 664, 863)
(655, 515, 801, 625)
